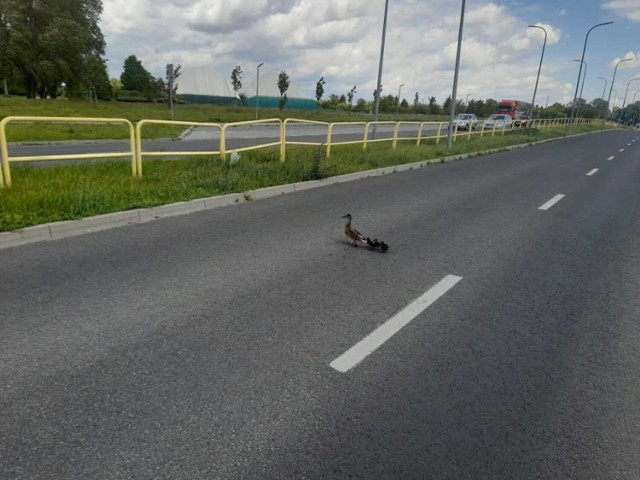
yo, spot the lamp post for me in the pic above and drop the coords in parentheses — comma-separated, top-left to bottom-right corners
(373, 0, 389, 130)
(621, 77, 640, 110)
(596, 76, 608, 119)
(447, 0, 466, 149)
(528, 24, 547, 118)
(396, 83, 404, 115)
(464, 93, 470, 112)
(607, 58, 632, 120)
(573, 59, 587, 116)
(255, 62, 264, 120)
(570, 21, 613, 122)
(632, 90, 640, 104)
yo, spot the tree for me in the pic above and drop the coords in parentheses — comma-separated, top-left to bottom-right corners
(347, 85, 357, 113)
(1, 0, 108, 98)
(277, 70, 290, 110)
(414, 92, 419, 109)
(120, 55, 157, 100)
(442, 95, 452, 113)
(378, 94, 396, 113)
(315, 76, 325, 112)
(163, 64, 181, 105)
(82, 54, 112, 100)
(591, 98, 608, 118)
(230, 65, 242, 105)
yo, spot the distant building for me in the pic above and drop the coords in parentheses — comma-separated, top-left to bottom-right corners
(177, 66, 239, 105)
(177, 67, 317, 110)
(242, 74, 317, 110)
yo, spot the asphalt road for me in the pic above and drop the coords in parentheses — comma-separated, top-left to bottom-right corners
(1, 130, 639, 479)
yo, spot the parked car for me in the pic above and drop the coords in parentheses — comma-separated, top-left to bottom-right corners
(514, 114, 530, 127)
(451, 113, 478, 131)
(484, 114, 513, 130)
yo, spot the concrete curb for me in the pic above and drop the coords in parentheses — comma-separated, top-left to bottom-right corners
(0, 129, 615, 250)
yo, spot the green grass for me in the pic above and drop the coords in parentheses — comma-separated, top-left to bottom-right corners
(0, 124, 611, 232)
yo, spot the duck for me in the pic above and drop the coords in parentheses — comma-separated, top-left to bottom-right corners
(341, 213, 366, 246)
(341, 213, 389, 252)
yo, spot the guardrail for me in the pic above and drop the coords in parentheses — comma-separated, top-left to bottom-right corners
(0, 116, 136, 187)
(0, 115, 601, 188)
(136, 119, 223, 176)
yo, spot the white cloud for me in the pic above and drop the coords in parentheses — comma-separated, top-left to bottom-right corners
(609, 52, 640, 69)
(98, 0, 600, 106)
(602, 0, 640, 21)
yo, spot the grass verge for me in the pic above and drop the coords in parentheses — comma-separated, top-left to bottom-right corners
(0, 125, 612, 232)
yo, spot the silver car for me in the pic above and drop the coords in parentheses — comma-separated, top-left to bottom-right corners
(484, 114, 513, 130)
(452, 113, 478, 131)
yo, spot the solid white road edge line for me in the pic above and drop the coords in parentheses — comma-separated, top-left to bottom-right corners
(586, 168, 599, 176)
(607, 156, 615, 161)
(538, 194, 565, 211)
(330, 274, 463, 373)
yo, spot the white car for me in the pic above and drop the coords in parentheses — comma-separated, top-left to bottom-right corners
(451, 113, 478, 131)
(484, 114, 513, 130)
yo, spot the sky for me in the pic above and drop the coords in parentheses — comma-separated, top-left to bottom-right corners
(100, 0, 640, 108)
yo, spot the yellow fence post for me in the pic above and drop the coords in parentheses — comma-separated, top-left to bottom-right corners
(392, 122, 400, 150)
(280, 119, 287, 162)
(0, 117, 11, 187)
(363, 123, 370, 151)
(327, 124, 334, 158)
(135, 120, 143, 177)
(435, 122, 444, 144)
(417, 123, 425, 146)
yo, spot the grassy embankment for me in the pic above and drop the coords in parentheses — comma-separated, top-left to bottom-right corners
(0, 96, 611, 232)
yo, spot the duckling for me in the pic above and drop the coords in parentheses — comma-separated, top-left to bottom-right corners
(341, 214, 389, 252)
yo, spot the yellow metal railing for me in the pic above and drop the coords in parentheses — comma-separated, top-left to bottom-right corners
(281, 118, 325, 161)
(0, 115, 602, 187)
(136, 119, 223, 176)
(0, 116, 136, 187)
(326, 121, 366, 157)
(221, 118, 282, 160)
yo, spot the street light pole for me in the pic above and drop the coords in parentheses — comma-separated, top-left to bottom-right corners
(570, 21, 613, 123)
(373, 0, 389, 129)
(597, 76, 608, 119)
(621, 77, 640, 116)
(528, 24, 547, 118)
(607, 58, 632, 121)
(573, 59, 587, 116)
(255, 62, 264, 120)
(464, 93, 470, 112)
(447, 0, 466, 149)
(396, 83, 404, 115)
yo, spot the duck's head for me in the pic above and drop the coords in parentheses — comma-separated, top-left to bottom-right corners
(341, 213, 352, 220)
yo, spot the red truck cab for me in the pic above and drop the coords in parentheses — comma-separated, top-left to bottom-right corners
(496, 100, 519, 119)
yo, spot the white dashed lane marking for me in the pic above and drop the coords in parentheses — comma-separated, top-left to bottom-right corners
(538, 194, 565, 211)
(586, 168, 599, 176)
(330, 275, 463, 373)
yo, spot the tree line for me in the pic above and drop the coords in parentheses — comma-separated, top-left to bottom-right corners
(0, 0, 111, 99)
(316, 85, 638, 121)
